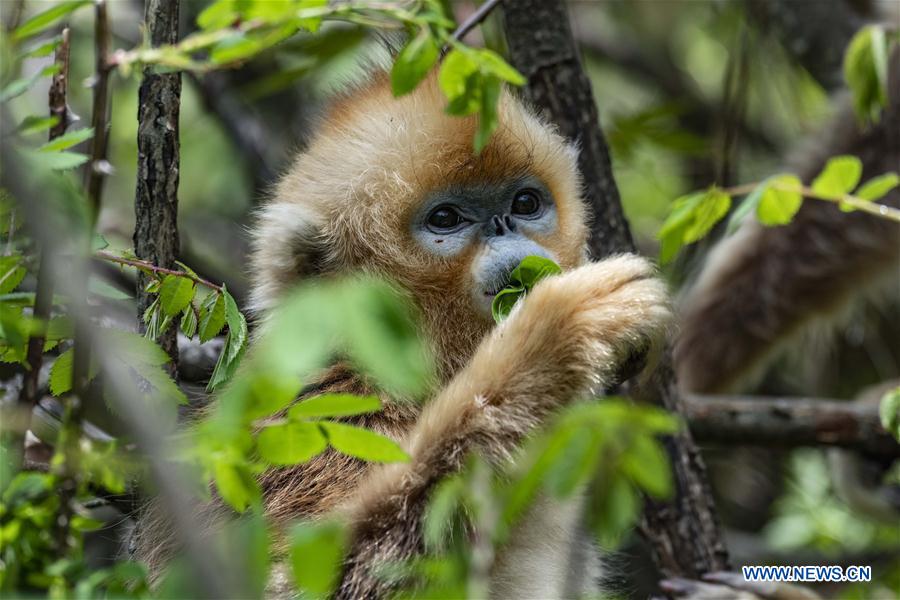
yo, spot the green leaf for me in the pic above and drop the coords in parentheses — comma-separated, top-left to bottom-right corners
(439, 48, 480, 113)
(391, 28, 440, 96)
(474, 76, 501, 153)
(726, 183, 766, 235)
(49, 347, 74, 396)
(159, 275, 196, 318)
(855, 172, 899, 202)
(811, 156, 863, 198)
(197, 0, 238, 30)
(198, 291, 226, 342)
(474, 48, 526, 85)
(491, 256, 562, 322)
(620, 435, 672, 499)
(290, 520, 347, 598)
(288, 393, 382, 419)
(320, 422, 409, 463)
(17, 115, 60, 135)
(180, 306, 198, 338)
(213, 460, 260, 512)
(879, 387, 900, 442)
(0, 255, 26, 295)
(423, 476, 465, 550)
(683, 188, 731, 243)
(757, 174, 803, 226)
(89, 277, 132, 300)
(12, 0, 91, 42)
(844, 26, 884, 122)
(104, 328, 171, 366)
(30, 150, 89, 171)
(206, 289, 247, 391)
(38, 127, 94, 153)
(257, 421, 328, 465)
(589, 474, 640, 548)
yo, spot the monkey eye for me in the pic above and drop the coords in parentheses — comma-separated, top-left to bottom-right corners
(426, 205, 465, 231)
(511, 189, 542, 216)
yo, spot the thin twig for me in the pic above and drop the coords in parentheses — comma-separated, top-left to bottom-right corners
(96, 250, 224, 292)
(83, 0, 112, 223)
(12, 27, 73, 474)
(721, 182, 900, 223)
(450, 0, 502, 43)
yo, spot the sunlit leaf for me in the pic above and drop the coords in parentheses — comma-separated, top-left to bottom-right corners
(879, 387, 900, 442)
(12, 0, 91, 42)
(757, 174, 803, 226)
(321, 421, 408, 463)
(288, 393, 382, 419)
(811, 156, 863, 199)
(855, 172, 899, 202)
(159, 275, 195, 318)
(213, 460, 260, 512)
(38, 127, 94, 153)
(257, 421, 328, 465)
(391, 28, 440, 96)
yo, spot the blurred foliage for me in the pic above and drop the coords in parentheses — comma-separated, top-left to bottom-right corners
(1, 0, 899, 598)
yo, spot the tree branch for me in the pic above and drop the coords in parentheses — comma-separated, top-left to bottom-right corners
(449, 0, 502, 44)
(685, 394, 899, 458)
(502, 0, 729, 579)
(134, 0, 182, 371)
(83, 0, 112, 222)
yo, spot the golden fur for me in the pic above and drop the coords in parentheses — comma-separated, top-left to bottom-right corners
(136, 72, 670, 598)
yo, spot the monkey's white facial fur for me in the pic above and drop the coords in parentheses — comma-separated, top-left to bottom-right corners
(410, 176, 559, 316)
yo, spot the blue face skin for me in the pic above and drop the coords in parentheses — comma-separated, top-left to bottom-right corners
(410, 176, 558, 316)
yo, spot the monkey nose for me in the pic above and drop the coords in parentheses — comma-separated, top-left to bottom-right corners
(489, 214, 516, 236)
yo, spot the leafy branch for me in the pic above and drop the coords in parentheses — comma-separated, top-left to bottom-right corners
(659, 155, 900, 263)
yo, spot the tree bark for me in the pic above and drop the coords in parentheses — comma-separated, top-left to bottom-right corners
(685, 394, 899, 458)
(134, 0, 182, 369)
(502, 0, 730, 578)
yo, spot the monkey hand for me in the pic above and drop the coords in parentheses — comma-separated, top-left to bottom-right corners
(481, 253, 671, 405)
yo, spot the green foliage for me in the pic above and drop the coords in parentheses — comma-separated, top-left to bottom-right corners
(158, 275, 195, 318)
(491, 255, 562, 322)
(320, 421, 409, 463)
(10, 0, 91, 43)
(661, 156, 900, 263)
(290, 520, 348, 598)
(391, 28, 441, 96)
(880, 387, 900, 442)
(843, 25, 900, 123)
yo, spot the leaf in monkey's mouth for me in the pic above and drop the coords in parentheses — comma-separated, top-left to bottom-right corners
(490, 256, 562, 323)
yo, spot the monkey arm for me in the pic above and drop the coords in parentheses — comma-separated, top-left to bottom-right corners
(334, 256, 670, 598)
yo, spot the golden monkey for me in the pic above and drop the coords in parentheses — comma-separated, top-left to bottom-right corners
(135, 71, 671, 598)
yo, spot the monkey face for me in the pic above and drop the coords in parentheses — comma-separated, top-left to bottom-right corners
(250, 72, 591, 370)
(409, 175, 560, 317)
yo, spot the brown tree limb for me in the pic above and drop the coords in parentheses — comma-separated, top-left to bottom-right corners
(134, 0, 182, 370)
(449, 0, 502, 44)
(502, 0, 729, 579)
(83, 0, 112, 222)
(685, 394, 899, 458)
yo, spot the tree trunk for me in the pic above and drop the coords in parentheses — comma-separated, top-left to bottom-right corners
(502, 0, 730, 579)
(134, 0, 182, 370)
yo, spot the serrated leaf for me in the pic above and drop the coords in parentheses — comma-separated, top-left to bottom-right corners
(198, 292, 226, 342)
(757, 174, 803, 226)
(811, 156, 863, 198)
(49, 348, 74, 396)
(38, 127, 94, 153)
(17, 115, 60, 135)
(320, 422, 408, 463)
(855, 172, 899, 202)
(683, 188, 731, 243)
(180, 306, 198, 338)
(391, 28, 440, 96)
(0, 255, 26, 295)
(12, 0, 91, 42)
(206, 290, 247, 391)
(288, 393, 382, 419)
(159, 275, 195, 318)
(257, 421, 328, 465)
(879, 387, 900, 442)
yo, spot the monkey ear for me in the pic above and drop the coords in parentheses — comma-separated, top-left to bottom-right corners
(248, 202, 329, 315)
